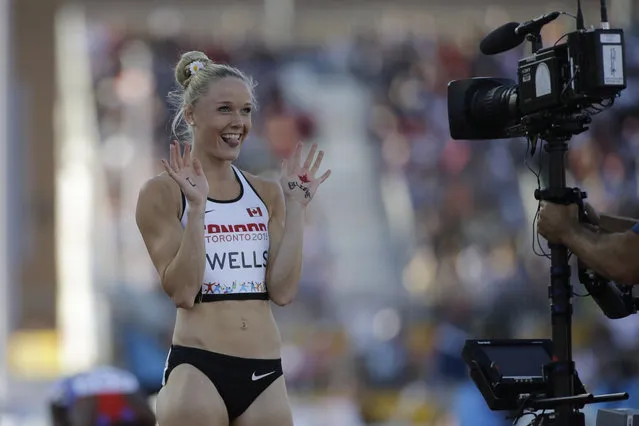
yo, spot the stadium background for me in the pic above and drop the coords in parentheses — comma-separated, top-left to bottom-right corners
(2, 0, 639, 424)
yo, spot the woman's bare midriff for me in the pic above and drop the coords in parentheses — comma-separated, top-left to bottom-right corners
(172, 300, 282, 359)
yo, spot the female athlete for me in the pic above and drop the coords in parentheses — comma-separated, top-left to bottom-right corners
(135, 51, 331, 426)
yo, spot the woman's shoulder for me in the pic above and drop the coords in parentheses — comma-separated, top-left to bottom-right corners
(137, 172, 183, 213)
(239, 169, 283, 207)
(140, 172, 181, 196)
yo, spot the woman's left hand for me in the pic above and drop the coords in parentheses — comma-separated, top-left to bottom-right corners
(280, 142, 331, 206)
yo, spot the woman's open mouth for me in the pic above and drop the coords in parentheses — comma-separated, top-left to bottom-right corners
(221, 133, 241, 147)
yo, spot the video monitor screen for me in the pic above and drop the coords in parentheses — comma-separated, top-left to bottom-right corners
(481, 345, 551, 378)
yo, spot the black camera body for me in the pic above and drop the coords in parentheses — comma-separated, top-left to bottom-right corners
(517, 44, 570, 116)
(519, 29, 625, 114)
(448, 28, 627, 140)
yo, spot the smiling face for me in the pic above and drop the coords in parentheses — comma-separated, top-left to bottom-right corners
(185, 77, 253, 161)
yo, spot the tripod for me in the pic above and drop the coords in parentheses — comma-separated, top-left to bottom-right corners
(522, 26, 626, 424)
(531, 129, 628, 426)
(459, 128, 630, 426)
(534, 133, 585, 426)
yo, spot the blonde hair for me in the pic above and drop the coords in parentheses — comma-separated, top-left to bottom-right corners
(168, 51, 257, 143)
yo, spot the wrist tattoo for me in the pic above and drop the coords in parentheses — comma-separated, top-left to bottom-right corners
(186, 177, 196, 187)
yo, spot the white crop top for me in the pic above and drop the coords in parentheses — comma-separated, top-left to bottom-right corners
(181, 165, 271, 303)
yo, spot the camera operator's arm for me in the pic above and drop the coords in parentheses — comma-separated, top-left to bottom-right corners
(599, 213, 639, 233)
(562, 225, 639, 284)
(538, 202, 639, 285)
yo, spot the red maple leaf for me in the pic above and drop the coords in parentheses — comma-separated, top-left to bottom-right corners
(298, 174, 311, 183)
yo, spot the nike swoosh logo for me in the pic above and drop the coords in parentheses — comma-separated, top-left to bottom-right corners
(251, 371, 276, 381)
(205, 210, 215, 214)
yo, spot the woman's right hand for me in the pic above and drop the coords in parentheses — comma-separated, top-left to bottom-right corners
(162, 140, 209, 211)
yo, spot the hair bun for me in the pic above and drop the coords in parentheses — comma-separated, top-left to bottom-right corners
(175, 51, 212, 89)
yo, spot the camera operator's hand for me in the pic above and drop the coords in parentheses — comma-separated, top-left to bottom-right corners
(538, 201, 639, 285)
(584, 202, 600, 226)
(538, 202, 579, 244)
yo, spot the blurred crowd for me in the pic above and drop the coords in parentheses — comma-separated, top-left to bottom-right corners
(84, 13, 639, 425)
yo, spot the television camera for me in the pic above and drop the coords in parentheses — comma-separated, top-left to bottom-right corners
(447, 1, 637, 425)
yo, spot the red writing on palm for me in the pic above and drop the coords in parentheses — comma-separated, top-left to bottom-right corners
(281, 142, 331, 205)
(299, 174, 311, 183)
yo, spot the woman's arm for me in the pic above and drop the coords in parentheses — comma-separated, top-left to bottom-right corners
(135, 176, 206, 308)
(258, 142, 330, 306)
(264, 182, 305, 306)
